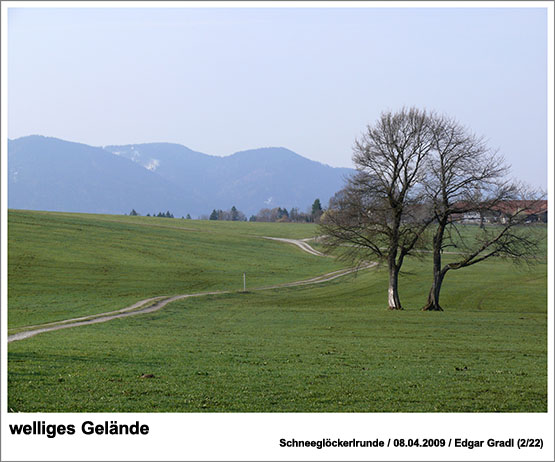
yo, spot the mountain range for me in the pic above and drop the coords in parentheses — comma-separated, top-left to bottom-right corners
(8, 136, 354, 218)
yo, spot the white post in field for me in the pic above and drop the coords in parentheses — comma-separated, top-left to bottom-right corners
(243, 273, 246, 292)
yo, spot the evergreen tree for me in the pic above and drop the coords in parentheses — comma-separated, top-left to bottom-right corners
(311, 198, 323, 222)
(277, 207, 289, 220)
(209, 209, 219, 220)
(231, 206, 239, 221)
(186, 214, 192, 220)
(311, 198, 322, 215)
(130, 209, 138, 216)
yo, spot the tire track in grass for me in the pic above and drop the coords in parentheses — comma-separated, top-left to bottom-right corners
(8, 292, 228, 343)
(8, 238, 375, 343)
(260, 236, 327, 257)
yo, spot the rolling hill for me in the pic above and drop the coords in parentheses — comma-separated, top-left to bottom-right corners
(8, 136, 353, 217)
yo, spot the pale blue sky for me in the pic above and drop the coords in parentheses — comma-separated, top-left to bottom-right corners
(8, 7, 548, 188)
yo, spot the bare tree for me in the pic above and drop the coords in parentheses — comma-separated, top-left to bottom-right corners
(320, 108, 435, 310)
(421, 114, 543, 310)
(424, 196, 544, 311)
(321, 108, 544, 311)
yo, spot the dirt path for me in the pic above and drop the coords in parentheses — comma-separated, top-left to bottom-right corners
(8, 292, 227, 343)
(8, 237, 375, 343)
(261, 236, 327, 256)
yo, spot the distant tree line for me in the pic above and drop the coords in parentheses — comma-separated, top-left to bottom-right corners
(151, 211, 175, 218)
(209, 206, 247, 221)
(249, 199, 323, 223)
(128, 209, 192, 219)
(129, 198, 325, 223)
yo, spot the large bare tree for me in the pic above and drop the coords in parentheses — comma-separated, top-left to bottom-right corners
(320, 108, 435, 310)
(422, 186, 544, 311)
(321, 109, 544, 312)
(421, 114, 543, 310)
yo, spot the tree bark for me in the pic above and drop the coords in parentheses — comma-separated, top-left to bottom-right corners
(387, 258, 403, 310)
(422, 267, 448, 311)
(422, 217, 448, 311)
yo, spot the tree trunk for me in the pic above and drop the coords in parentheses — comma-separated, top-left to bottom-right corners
(422, 217, 448, 311)
(422, 267, 448, 311)
(387, 261, 403, 310)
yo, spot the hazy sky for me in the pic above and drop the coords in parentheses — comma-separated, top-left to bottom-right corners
(8, 6, 548, 189)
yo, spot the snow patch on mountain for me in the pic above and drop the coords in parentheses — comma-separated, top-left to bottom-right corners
(145, 159, 160, 171)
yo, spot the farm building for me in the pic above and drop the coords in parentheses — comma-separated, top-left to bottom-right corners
(456, 200, 548, 224)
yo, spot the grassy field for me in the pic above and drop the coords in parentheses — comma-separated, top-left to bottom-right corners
(7, 210, 547, 412)
(8, 209, 344, 328)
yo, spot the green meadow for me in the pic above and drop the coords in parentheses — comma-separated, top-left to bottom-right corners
(8, 209, 344, 329)
(8, 210, 547, 412)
